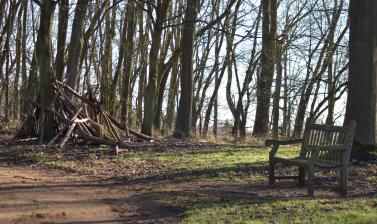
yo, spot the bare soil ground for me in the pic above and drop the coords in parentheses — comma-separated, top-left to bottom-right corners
(0, 162, 189, 224)
(0, 139, 376, 224)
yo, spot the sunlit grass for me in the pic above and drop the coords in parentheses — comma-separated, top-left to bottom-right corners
(2, 144, 300, 181)
(181, 198, 377, 224)
(1, 143, 376, 223)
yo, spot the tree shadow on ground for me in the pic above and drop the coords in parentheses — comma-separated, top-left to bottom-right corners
(0, 143, 376, 223)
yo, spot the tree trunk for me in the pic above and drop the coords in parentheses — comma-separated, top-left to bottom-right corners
(55, 0, 68, 81)
(120, 1, 136, 132)
(326, 54, 335, 125)
(272, 42, 282, 139)
(136, 8, 149, 126)
(37, 0, 56, 142)
(345, 0, 377, 145)
(282, 50, 289, 137)
(213, 90, 218, 137)
(142, 0, 171, 136)
(164, 62, 179, 134)
(253, 0, 277, 136)
(13, 4, 23, 120)
(202, 60, 226, 136)
(174, 0, 199, 138)
(20, 0, 28, 120)
(66, 0, 89, 91)
(100, 1, 116, 111)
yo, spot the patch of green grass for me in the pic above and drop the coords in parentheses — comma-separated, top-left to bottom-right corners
(0, 144, 300, 181)
(119, 145, 298, 171)
(181, 198, 377, 224)
(111, 145, 299, 181)
(367, 176, 377, 184)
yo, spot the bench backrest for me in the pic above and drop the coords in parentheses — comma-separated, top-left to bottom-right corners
(300, 121, 356, 165)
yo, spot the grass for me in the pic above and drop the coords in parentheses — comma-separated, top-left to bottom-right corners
(1, 143, 376, 223)
(181, 198, 377, 224)
(9, 144, 300, 181)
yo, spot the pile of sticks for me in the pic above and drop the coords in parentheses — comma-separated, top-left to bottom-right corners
(13, 80, 155, 148)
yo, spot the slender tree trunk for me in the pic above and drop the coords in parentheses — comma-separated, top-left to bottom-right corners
(37, 0, 56, 142)
(120, 1, 136, 131)
(55, 0, 69, 81)
(154, 67, 171, 131)
(282, 51, 289, 137)
(213, 90, 218, 137)
(174, 0, 199, 138)
(100, 1, 116, 111)
(164, 62, 179, 134)
(202, 26, 225, 136)
(136, 8, 148, 126)
(20, 0, 28, 120)
(4, 43, 9, 119)
(142, 0, 171, 136)
(66, 0, 89, 91)
(13, 4, 23, 120)
(111, 7, 127, 115)
(253, 0, 277, 136)
(142, 30, 161, 136)
(326, 52, 335, 125)
(25, 52, 38, 117)
(272, 42, 282, 139)
(203, 60, 226, 136)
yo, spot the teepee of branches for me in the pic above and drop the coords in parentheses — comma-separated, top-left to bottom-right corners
(13, 80, 155, 148)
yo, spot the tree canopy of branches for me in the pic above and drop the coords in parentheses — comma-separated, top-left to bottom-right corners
(1, 0, 369, 147)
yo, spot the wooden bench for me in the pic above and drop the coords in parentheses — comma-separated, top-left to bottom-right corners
(265, 121, 356, 196)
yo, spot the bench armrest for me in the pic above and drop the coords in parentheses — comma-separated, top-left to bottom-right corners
(265, 138, 303, 147)
(266, 139, 303, 159)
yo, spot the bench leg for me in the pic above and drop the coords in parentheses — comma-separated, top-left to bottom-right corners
(340, 167, 348, 196)
(307, 167, 314, 197)
(269, 161, 276, 185)
(298, 167, 305, 186)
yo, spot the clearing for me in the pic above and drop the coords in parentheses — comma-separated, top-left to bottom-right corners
(0, 139, 376, 224)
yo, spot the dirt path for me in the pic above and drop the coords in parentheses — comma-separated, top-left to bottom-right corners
(0, 163, 182, 224)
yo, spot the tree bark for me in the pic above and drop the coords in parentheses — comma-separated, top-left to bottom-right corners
(66, 0, 89, 91)
(120, 1, 136, 131)
(55, 0, 69, 81)
(100, 0, 116, 111)
(253, 0, 277, 136)
(20, 0, 28, 120)
(345, 0, 377, 145)
(173, 0, 199, 138)
(272, 42, 282, 139)
(36, 0, 56, 142)
(142, 0, 171, 136)
(13, 3, 23, 120)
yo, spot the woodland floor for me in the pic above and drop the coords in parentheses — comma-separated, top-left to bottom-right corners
(0, 135, 376, 224)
